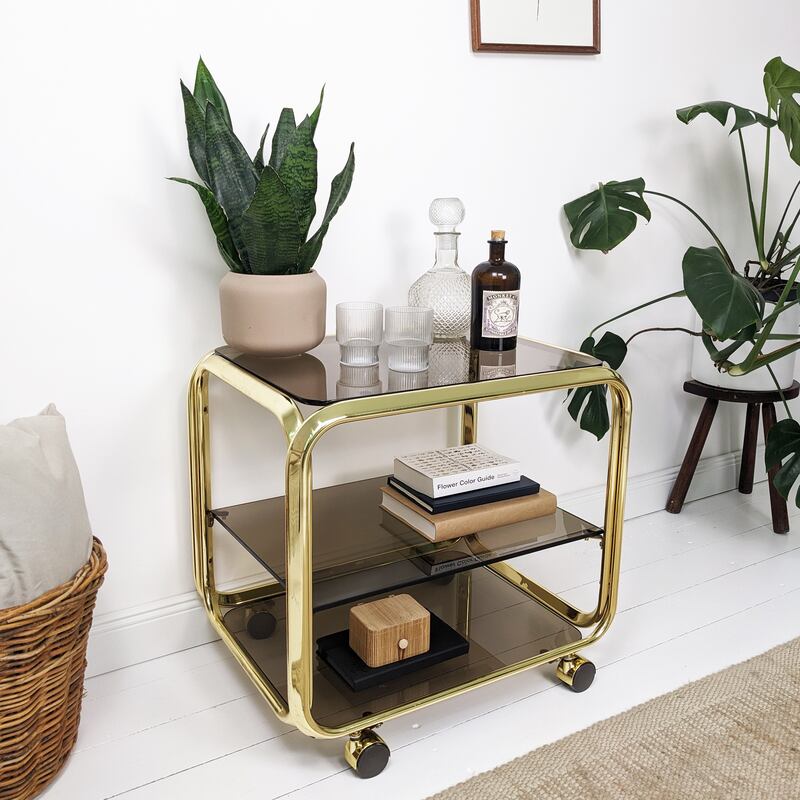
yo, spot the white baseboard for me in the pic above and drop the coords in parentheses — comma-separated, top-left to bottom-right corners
(85, 445, 767, 678)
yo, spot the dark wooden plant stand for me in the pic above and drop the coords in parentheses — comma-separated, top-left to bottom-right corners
(666, 380, 800, 534)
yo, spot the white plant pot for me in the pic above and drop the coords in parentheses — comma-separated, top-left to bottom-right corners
(690, 302, 800, 391)
(218, 270, 326, 357)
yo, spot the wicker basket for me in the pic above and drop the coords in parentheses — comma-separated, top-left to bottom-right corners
(0, 538, 107, 800)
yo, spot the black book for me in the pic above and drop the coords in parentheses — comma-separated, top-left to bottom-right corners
(387, 474, 540, 514)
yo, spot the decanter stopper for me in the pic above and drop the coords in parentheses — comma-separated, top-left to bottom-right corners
(429, 197, 466, 232)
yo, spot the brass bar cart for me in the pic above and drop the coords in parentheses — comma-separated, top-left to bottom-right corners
(188, 336, 632, 777)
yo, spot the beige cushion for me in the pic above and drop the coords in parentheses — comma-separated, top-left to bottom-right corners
(0, 404, 92, 609)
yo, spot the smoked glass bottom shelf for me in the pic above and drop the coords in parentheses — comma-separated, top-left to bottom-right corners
(212, 475, 603, 611)
(222, 566, 582, 729)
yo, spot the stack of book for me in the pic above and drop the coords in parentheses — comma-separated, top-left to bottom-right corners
(380, 444, 556, 542)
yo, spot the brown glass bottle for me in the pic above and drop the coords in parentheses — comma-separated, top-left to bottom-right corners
(470, 230, 521, 351)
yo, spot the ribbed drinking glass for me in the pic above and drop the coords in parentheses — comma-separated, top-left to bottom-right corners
(336, 302, 383, 366)
(385, 306, 434, 372)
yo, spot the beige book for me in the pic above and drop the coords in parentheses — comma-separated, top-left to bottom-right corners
(379, 484, 557, 542)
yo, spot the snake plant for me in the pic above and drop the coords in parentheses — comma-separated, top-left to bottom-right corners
(563, 57, 800, 508)
(171, 58, 355, 275)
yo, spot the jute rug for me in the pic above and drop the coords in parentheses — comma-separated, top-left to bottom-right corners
(428, 637, 800, 799)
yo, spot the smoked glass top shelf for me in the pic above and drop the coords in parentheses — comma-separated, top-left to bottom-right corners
(212, 476, 603, 611)
(216, 335, 600, 406)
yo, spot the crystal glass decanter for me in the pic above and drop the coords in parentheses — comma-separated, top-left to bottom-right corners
(408, 197, 471, 339)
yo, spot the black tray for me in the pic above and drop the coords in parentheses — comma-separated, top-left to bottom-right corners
(316, 612, 469, 691)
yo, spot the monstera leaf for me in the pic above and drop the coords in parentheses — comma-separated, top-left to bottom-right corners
(676, 101, 776, 133)
(567, 332, 627, 440)
(564, 179, 651, 253)
(682, 246, 763, 340)
(765, 419, 800, 506)
(764, 57, 800, 166)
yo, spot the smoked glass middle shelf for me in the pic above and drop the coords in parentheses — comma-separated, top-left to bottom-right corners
(212, 475, 603, 611)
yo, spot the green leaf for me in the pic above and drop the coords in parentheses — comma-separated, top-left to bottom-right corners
(564, 179, 651, 253)
(241, 165, 302, 274)
(298, 224, 328, 274)
(180, 81, 209, 185)
(588, 331, 627, 369)
(278, 92, 325, 239)
(682, 246, 763, 340)
(568, 386, 609, 441)
(168, 177, 242, 271)
(254, 124, 270, 172)
(764, 57, 800, 166)
(193, 57, 232, 129)
(321, 142, 355, 227)
(676, 101, 776, 133)
(269, 108, 297, 170)
(565, 332, 628, 440)
(298, 142, 356, 273)
(765, 418, 800, 506)
(204, 103, 259, 266)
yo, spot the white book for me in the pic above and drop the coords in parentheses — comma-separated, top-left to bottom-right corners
(393, 444, 521, 499)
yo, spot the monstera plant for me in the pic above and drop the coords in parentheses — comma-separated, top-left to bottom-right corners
(564, 57, 800, 507)
(172, 58, 356, 356)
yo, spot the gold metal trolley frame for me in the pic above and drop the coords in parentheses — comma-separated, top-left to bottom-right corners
(188, 337, 631, 774)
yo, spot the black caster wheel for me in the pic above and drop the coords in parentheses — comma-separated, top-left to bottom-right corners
(246, 610, 276, 640)
(344, 729, 390, 778)
(556, 655, 596, 693)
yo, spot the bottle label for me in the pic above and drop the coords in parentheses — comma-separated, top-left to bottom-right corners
(479, 363, 517, 379)
(481, 290, 519, 339)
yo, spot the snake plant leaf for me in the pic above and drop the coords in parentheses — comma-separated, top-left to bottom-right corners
(180, 81, 209, 185)
(682, 246, 763, 341)
(765, 418, 800, 506)
(204, 103, 259, 266)
(764, 57, 800, 166)
(241, 165, 302, 274)
(298, 142, 356, 272)
(566, 332, 628, 440)
(269, 108, 297, 170)
(193, 57, 233, 129)
(322, 142, 355, 227)
(676, 101, 776, 133)
(254, 124, 270, 172)
(168, 177, 243, 271)
(564, 179, 651, 253)
(298, 224, 328, 274)
(278, 108, 322, 240)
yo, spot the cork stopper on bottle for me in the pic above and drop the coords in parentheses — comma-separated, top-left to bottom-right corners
(490, 229, 506, 241)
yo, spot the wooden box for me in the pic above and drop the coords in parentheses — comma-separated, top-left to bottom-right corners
(349, 594, 431, 668)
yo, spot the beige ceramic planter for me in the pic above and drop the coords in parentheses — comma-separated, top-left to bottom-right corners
(219, 271, 327, 357)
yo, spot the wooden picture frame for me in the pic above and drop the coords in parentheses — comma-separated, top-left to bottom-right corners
(471, 0, 601, 55)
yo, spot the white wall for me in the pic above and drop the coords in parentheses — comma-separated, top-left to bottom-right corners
(2, 1, 798, 627)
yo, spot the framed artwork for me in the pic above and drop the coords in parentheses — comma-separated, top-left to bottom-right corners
(471, 0, 601, 55)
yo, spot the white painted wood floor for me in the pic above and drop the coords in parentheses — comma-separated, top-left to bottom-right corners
(41, 482, 800, 800)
